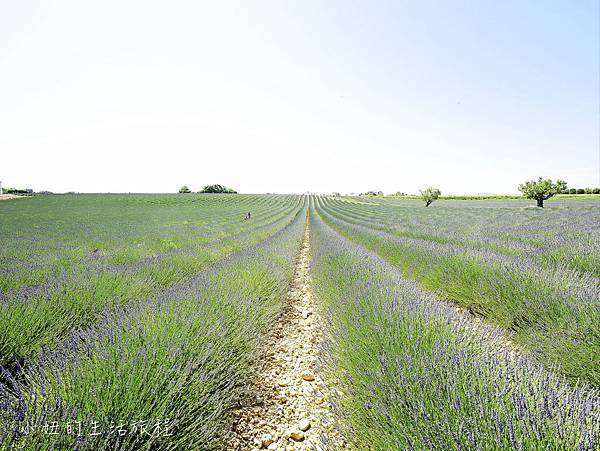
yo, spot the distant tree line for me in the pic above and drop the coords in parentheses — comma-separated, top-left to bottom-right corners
(517, 178, 600, 206)
(355, 180, 599, 209)
(178, 184, 237, 194)
(2, 187, 33, 194)
(563, 187, 600, 194)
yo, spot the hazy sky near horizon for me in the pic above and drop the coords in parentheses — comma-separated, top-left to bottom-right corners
(1, 1, 598, 194)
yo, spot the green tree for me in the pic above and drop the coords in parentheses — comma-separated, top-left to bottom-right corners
(199, 184, 237, 194)
(517, 177, 567, 207)
(178, 186, 191, 194)
(420, 187, 441, 207)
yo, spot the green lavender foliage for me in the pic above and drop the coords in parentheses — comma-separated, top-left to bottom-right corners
(0, 200, 307, 450)
(310, 201, 599, 450)
(0, 194, 302, 366)
(317, 196, 600, 386)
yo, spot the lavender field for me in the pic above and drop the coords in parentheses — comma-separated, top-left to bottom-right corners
(0, 194, 306, 449)
(0, 194, 598, 449)
(311, 195, 600, 449)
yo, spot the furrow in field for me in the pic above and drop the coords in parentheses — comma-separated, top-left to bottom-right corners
(226, 210, 347, 451)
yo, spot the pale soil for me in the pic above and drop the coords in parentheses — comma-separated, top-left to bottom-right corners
(225, 217, 347, 451)
(0, 194, 26, 201)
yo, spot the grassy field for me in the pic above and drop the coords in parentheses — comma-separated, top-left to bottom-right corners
(0, 194, 598, 449)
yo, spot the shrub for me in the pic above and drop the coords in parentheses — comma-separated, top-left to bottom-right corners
(576, 188, 585, 194)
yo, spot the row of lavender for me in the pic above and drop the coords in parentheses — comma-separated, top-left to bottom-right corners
(0, 194, 299, 292)
(0, 195, 303, 368)
(0, 202, 308, 450)
(317, 196, 600, 387)
(309, 201, 599, 449)
(324, 196, 600, 277)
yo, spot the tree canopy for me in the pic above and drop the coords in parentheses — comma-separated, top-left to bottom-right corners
(420, 187, 441, 207)
(518, 177, 567, 207)
(178, 186, 191, 194)
(199, 184, 237, 194)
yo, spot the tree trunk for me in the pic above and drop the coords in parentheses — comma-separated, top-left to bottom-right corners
(425, 200, 432, 207)
(537, 198, 544, 208)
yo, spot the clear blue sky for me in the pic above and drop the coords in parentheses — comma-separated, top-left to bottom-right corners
(1, 0, 598, 194)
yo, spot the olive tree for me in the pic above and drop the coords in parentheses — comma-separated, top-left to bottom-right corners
(420, 187, 441, 207)
(517, 177, 567, 207)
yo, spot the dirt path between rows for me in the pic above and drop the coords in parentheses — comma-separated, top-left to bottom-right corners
(225, 215, 347, 451)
